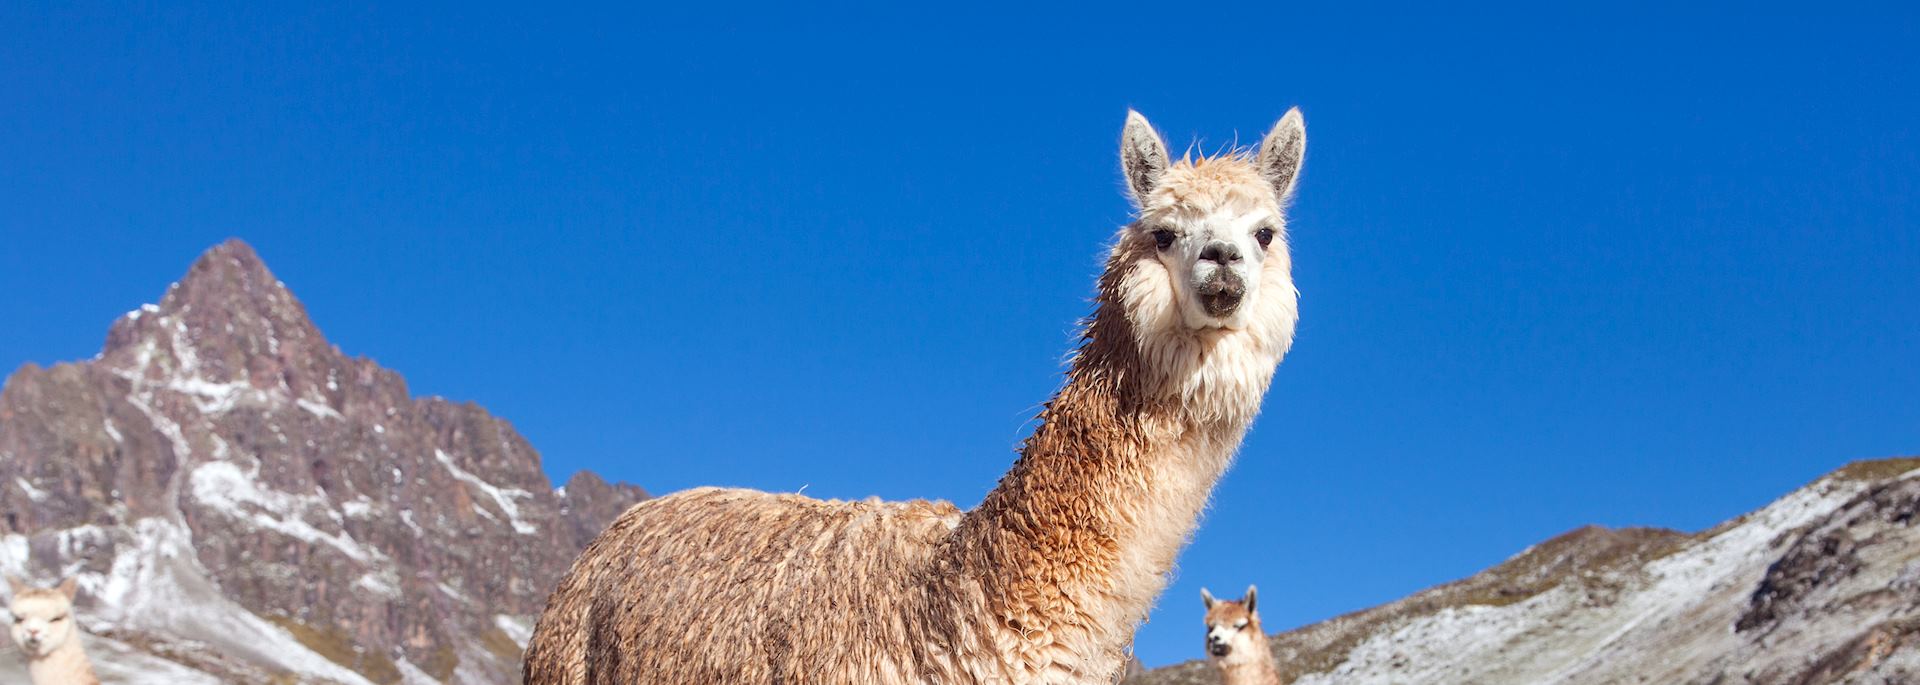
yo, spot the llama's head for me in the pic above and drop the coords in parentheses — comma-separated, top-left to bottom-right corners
(1200, 585, 1264, 664)
(1118, 110, 1303, 337)
(1105, 111, 1305, 409)
(6, 576, 81, 659)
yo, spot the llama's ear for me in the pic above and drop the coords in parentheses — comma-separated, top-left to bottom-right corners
(1200, 587, 1216, 610)
(1256, 108, 1306, 201)
(1244, 585, 1258, 615)
(56, 577, 78, 600)
(4, 575, 22, 596)
(1121, 110, 1171, 207)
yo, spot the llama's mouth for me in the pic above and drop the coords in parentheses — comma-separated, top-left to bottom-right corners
(1196, 277, 1245, 318)
(1208, 643, 1231, 657)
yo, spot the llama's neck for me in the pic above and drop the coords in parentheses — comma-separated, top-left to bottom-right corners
(1216, 635, 1280, 685)
(946, 270, 1281, 679)
(25, 638, 98, 685)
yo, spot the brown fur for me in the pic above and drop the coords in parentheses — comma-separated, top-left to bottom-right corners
(526, 112, 1306, 685)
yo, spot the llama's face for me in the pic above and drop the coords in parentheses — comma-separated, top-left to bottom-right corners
(1119, 110, 1305, 335)
(1200, 586, 1263, 664)
(6, 577, 80, 659)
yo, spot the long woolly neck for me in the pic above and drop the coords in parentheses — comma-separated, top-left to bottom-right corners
(1217, 634, 1280, 685)
(26, 637, 98, 685)
(944, 249, 1280, 679)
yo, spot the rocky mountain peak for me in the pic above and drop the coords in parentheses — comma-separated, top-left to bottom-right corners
(100, 239, 340, 408)
(1, 240, 649, 683)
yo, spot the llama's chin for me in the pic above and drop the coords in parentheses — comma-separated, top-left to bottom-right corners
(19, 637, 51, 658)
(1181, 304, 1252, 333)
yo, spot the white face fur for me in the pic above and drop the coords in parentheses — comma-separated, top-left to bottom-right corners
(1121, 109, 1306, 334)
(7, 579, 80, 659)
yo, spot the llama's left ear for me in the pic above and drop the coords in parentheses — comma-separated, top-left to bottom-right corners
(1257, 108, 1306, 201)
(1244, 585, 1258, 615)
(1121, 110, 1172, 208)
(1200, 587, 1217, 610)
(4, 575, 22, 596)
(56, 577, 78, 600)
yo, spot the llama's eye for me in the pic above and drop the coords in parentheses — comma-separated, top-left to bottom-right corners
(1254, 227, 1275, 249)
(1150, 229, 1176, 250)
(1234, 620, 1248, 629)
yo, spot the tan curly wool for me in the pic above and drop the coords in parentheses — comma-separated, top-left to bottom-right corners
(526, 110, 1306, 685)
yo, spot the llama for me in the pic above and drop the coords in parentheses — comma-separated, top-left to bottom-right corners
(525, 108, 1308, 684)
(6, 577, 100, 685)
(1201, 586, 1277, 685)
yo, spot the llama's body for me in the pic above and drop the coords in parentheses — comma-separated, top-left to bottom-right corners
(527, 109, 1308, 684)
(1202, 587, 1278, 685)
(539, 489, 981, 682)
(6, 577, 100, 685)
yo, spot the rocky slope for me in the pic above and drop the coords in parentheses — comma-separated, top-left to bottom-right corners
(0, 240, 648, 684)
(1129, 458, 1920, 685)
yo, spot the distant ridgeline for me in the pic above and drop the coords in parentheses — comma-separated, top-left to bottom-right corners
(1128, 457, 1920, 685)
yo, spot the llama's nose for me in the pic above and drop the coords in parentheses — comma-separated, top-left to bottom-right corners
(1198, 242, 1242, 265)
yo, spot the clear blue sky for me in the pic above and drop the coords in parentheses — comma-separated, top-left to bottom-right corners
(3, 2, 1916, 669)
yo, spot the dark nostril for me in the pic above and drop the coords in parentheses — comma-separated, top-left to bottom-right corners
(1198, 243, 1242, 264)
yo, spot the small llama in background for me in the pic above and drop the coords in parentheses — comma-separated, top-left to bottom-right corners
(1202, 586, 1277, 685)
(6, 576, 100, 685)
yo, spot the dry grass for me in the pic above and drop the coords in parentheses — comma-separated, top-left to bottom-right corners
(479, 626, 524, 663)
(421, 644, 459, 681)
(267, 616, 402, 684)
(1832, 456, 1920, 483)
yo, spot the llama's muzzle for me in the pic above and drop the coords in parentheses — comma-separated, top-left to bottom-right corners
(1196, 274, 1245, 317)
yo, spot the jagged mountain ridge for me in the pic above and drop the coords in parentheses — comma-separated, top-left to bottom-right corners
(1129, 458, 1920, 685)
(0, 239, 648, 683)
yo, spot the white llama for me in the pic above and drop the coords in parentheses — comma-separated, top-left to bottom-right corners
(526, 108, 1308, 684)
(6, 577, 100, 685)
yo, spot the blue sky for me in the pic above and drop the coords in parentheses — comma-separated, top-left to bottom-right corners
(3, 1, 1916, 669)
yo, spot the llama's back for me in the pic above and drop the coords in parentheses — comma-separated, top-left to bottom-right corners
(525, 486, 978, 684)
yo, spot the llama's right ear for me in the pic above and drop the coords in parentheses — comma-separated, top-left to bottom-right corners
(1256, 108, 1307, 201)
(1121, 110, 1171, 208)
(56, 577, 78, 600)
(1200, 587, 1216, 610)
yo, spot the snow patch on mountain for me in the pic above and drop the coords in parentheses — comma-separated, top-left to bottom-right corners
(494, 614, 533, 648)
(436, 449, 538, 535)
(189, 460, 380, 564)
(14, 477, 47, 502)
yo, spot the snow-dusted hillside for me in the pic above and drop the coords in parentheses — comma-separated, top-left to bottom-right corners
(1129, 458, 1920, 685)
(0, 240, 648, 683)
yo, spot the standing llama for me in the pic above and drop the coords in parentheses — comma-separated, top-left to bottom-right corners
(6, 577, 99, 685)
(1201, 586, 1277, 685)
(526, 108, 1308, 684)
